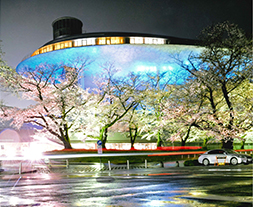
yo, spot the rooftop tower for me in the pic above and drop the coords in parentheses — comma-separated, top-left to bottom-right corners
(52, 16, 83, 40)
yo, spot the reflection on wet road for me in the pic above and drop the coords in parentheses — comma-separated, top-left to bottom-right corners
(1, 173, 188, 206)
(0, 165, 252, 206)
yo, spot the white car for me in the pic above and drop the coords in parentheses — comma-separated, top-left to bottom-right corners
(198, 149, 252, 166)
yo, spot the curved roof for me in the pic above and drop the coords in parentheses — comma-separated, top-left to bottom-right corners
(19, 32, 200, 63)
(43, 32, 199, 47)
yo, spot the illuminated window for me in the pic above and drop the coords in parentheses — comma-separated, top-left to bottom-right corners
(111, 37, 124, 44)
(87, 38, 96, 45)
(144, 38, 153, 44)
(48, 45, 53, 52)
(157, 38, 165, 44)
(53, 41, 72, 50)
(130, 37, 143, 44)
(54, 43, 61, 50)
(74, 39, 82, 46)
(74, 39, 87, 46)
(31, 49, 39, 56)
(111, 37, 117, 44)
(97, 37, 106, 45)
(144, 38, 166, 44)
(82, 39, 87, 46)
(41, 45, 53, 53)
(135, 37, 144, 44)
(64, 41, 72, 48)
(29, 35, 166, 59)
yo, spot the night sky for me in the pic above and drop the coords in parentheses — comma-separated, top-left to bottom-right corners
(0, 0, 252, 68)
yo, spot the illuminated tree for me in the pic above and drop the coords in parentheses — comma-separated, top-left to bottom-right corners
(229, 80, 253, 149)
(117, 72, 148, 149)
(137, 69, 176, 147)
(175, 21, 253, 149)
(123, 106, 141, 149)
(0, 60, 91, 149)
(0, 45, 17, 98)
(85, 63, 142, 148)
(162, 80, 206, 146)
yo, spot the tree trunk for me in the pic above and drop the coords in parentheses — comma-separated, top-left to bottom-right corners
(130, 127, 137, 149)
(131, 140, 135, 149)
(202, 138, 208, 150)
(129, 127, 134, 149)
(241, 142, 245, 149)
(181, 124, 192, 147)
(221, 138, 233, 149)
(101, 127, 108, 149)
(62, 139, 72, 149)
(181, 139, 186, 147)
(157, 140, 162, 147)
(157, 131, 162, 147)
(59, 125, 72, 149)
(202, 137, 211, 150)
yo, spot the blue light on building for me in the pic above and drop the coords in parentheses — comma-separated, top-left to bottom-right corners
(16, 17, 202, 88)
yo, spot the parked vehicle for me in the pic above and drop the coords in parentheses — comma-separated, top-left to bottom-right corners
(198, 149, 252, 166)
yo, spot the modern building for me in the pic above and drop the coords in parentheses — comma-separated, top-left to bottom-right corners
(17, 16, 201, 88)
(13, 17, 202, 150)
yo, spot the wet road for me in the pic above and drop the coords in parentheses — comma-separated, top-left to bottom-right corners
(0, 164, 252, 207)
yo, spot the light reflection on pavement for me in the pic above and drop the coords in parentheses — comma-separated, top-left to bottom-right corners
(0, 164, 252, 206)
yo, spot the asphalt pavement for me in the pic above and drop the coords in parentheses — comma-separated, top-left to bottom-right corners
(0, 162, 252, 206)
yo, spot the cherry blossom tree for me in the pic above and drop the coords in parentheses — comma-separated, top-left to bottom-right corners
(161, 80, 204, 146)
(229, 80, 253, 149)
(117, 72, 148, 149)
(84, 63, 144, 148)
(174, 21, 253, 149)
(0, 59, 92, 149)
(0, 45, 17, 100)
(137, 69, 176, 147)
(122, 106, 141, 149)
